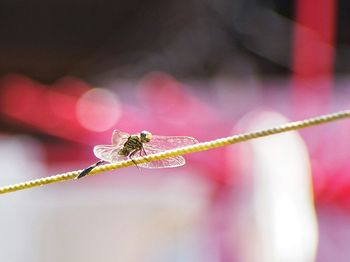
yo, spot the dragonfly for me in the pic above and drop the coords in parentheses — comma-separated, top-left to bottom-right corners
(77, 130, 199, 179)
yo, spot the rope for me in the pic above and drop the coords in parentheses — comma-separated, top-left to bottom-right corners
(1, 110, 349, 194)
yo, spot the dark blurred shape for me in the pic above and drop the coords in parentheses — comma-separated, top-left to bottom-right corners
(1, 0, 350, 82)
(0, 0, 302, 82)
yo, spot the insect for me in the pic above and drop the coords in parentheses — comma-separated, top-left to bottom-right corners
(76, 130, 199, 179)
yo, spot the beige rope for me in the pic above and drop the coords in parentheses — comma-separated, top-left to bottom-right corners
(1, 110, 349, 194)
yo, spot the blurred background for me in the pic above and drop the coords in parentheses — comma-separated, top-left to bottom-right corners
(0, 0, 350, 261)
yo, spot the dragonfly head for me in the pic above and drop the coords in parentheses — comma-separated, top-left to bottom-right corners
(140, 131, 152, 143)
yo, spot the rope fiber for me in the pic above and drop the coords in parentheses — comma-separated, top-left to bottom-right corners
(1, 110, 349, 194)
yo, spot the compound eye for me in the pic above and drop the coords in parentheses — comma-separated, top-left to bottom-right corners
(140, 131, 152, 142)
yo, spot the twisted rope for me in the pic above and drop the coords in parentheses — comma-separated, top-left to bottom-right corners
(1, 110, 349, 194)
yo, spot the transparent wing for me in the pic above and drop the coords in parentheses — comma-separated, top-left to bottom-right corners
(135, 135, 198, 168)
(147, 135, 199, 150)
(137, 144, 186, 169)
(93, 145, 128, 163)
(111, 130, 130, 146)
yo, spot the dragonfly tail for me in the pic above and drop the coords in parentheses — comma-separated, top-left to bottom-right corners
(76, 160, 104, 179)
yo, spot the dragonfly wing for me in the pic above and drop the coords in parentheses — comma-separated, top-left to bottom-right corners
(111, 130, 130, 146)
(138, 144, 186, 168)
(138, 155, 185, 169)
(93, 145, 127, 163)
(147, 135, 199, 150)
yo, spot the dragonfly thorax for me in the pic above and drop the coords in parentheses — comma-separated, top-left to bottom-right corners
(118, 136, 143, 157)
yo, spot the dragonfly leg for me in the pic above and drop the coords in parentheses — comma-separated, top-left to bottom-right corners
(140, 145, 150, 163)
(76, 160, 104, 179)
(129, 149, 141, 170)
(141, 146, 147, 156)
